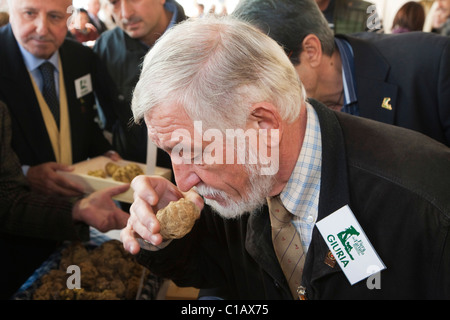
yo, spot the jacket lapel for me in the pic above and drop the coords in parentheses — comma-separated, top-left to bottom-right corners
(341, 35, 398, 125)
(245, 206, 291, 296)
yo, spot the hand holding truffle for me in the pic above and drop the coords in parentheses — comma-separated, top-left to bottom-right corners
(120, 175, 204, 254)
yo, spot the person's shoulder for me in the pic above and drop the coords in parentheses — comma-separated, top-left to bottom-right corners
(344, 31, 450, 65)
(59, 37, 97, 61)
(386, 31, 448, 44)
(348, 31, 450, 50)
(173, 0, 188, 22)
(95, 27, 124, 46)
(336, 111, 450, 213)
(0, 23, 13, 41)
(62, 36, 90, 52)
(93, 27, 128, 58)
(0, 25, 12, 59)
(0, 23, 8, 33)
(380, 32, 450, 62)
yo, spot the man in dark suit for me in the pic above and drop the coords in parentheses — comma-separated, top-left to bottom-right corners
(0, 0, 121, 197)
(120, 16, 450, 299)
(233, 0, 450, 147)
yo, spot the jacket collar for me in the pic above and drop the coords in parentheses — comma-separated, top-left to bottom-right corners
(245, 205, 292, 298)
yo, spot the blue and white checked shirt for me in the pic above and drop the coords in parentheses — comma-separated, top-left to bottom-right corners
(279, 103, 322, 253)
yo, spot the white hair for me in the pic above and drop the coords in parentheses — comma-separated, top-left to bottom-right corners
(132, 15, 306, 131)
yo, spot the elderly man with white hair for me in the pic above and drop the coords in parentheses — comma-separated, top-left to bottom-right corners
(121, 15, 450, 300)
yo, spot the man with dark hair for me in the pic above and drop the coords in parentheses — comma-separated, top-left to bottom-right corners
(94, 0, 187, 167)
(233, 0, 450, 147)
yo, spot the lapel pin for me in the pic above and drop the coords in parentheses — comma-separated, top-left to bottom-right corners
(381, 97, 392, 111)
(324, 250, 336, 268)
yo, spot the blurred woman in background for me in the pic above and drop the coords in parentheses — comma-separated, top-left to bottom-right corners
(391, 1, 425, 33)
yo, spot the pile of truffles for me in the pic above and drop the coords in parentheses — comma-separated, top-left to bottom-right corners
(33, 240, 149, 300)
(88, 162, 144, 183)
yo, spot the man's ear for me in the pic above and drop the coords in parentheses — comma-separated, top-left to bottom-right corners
(247, 102, 283, 146)
(248, 102, 281, 129)
(300, 34, 323, 68)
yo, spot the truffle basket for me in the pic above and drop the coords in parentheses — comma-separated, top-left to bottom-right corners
(11, 237, 164, 300)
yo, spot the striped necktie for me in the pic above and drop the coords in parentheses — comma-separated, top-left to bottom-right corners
(267, 196, 305, 299)
(38, 62, 60, 128)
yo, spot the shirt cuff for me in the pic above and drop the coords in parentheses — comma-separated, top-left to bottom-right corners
(137, 238, 172, 251)
(22, 165, 30, 176)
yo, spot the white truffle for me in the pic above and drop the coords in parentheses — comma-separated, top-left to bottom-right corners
(156, 198, 201, 240)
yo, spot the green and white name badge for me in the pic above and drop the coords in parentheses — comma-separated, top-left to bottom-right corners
(316, 205, 386, 285)
(75, 74, 93, 99)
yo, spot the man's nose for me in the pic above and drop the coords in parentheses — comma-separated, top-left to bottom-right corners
(172, 162, 201, 192)
(120, 0, 135, 21)
(35, 15, 49, 36)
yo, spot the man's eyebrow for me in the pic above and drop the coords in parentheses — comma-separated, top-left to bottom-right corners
(20, 6, 37, 12)
(48, 10, 66, 16)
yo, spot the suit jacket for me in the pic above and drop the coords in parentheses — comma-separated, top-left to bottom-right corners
(340, 32, 450, 147)
(0, 24, 115, 166)
(137, 100, 450, 299)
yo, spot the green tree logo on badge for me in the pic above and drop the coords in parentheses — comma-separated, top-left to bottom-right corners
(337, 226, 366, 261)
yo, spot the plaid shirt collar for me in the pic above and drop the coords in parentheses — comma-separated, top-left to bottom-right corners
(279, 102, 322, 250)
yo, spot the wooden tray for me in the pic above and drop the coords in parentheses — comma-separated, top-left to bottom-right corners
(58, 156, 172, 203)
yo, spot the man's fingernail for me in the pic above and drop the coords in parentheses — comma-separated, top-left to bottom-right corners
(151, 234, 159, 243)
